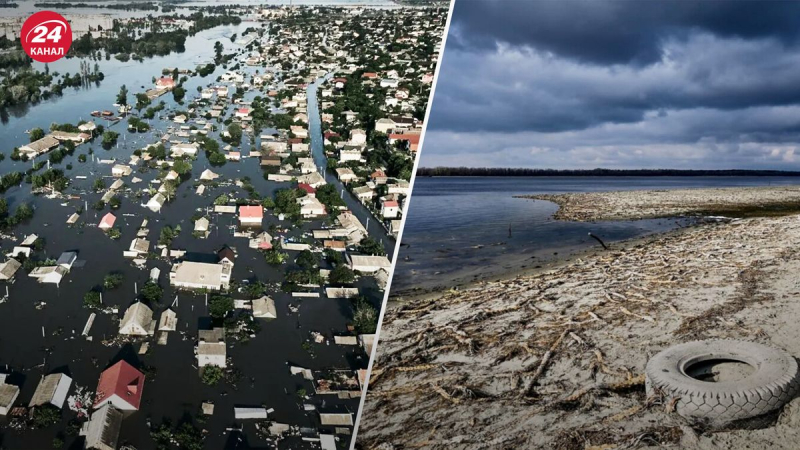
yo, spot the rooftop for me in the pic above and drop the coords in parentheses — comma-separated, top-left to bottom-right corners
(94, 360, 145, 410)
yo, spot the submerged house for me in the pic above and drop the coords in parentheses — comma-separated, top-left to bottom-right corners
(217, 246, 235, 266)
(57, 251, 78, 269)
(319, 412, 354, 427)
(252, 296, 277, 319)
(170, 261, 231, 291)
(28, 251, 77, 285)
(119, 303, 156, 336)
(347, 254, 392, 274)
(158, 309, 177, 332)
(98, 213, 116, 231)
(298, 196, 326, 218)
(199, 169, 219, 181)
(19, 135, 59, 158)
(80, 403, 124, 450)
(249, 231, 273, 250)
(125, 238, 150, 258)
(0, 378, 20, 416)
(197, 328, 226, 368)
(28, 265, 69, 285)
(146, 193, 166, 212)
(29, 373, 72, 409)
(0, 259, 21, 281)
(111, 165, 132, 177)
(238, 205, 263, 226)
(93, 361, 145, 412)
(170, 142, 198, 157)
(194, 217, 210, 235)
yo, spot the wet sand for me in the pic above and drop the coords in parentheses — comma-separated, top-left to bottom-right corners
(357, 187, 800, 449)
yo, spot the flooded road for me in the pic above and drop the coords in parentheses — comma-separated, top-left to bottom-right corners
(307, 76, 396, 256)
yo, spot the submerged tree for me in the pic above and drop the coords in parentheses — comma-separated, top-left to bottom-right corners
(209, 295, 233, 319)
(116, 84, 128, 106)
(201, 365, 224, 385)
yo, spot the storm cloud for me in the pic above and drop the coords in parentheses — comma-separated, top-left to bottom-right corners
(423, 0, 800, 170)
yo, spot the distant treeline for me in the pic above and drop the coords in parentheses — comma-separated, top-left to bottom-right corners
(417, 167, 800, 177)
(34, 2, 158, 10)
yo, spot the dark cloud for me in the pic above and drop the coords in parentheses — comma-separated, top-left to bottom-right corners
(449, 0, 800, 66)
(423, 0, 800, 169)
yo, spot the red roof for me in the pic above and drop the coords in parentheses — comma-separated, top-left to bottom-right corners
(94, 360, 145, 410)
(362, 72, 378, 79)
(389, 133, 421, 144)
(298, 183, 316, 194)
(371, 170, 387, 178)
(333, 77, 347, 83)
(383, 200, 399, 208)
(156, 77, 175, 87)
(99, 212, 116, 228)
(288, 138, 303, 144)
(237, 108, 250, 114)
(323, 131, 340, 139)
(239, 205, 263, 219)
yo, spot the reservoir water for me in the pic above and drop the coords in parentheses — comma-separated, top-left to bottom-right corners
(390, 176, 800, 295)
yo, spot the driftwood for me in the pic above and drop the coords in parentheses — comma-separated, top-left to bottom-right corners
(359, 206, 800, 448)
(559, 374, 646, 404)
(520, 330, 568, 397)
(589, 232, 608, 250)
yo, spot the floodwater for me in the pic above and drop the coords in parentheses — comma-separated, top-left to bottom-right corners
(1, 0, 401, 20)
(0, 8, 390, 450)
(391, 176, 800, 295)
(307, 77, 395, 254)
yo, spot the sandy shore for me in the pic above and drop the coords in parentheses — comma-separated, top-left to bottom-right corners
(521, 185, 800, 221)
(357, 190, 800, 450)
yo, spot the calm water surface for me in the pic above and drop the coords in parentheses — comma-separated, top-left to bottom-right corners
(391, 176, 800, 294)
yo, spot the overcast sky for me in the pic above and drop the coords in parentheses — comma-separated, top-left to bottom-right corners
(421, 0, 800, 170)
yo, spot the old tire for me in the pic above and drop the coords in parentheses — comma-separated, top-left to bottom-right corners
(645, 340, 800, 427)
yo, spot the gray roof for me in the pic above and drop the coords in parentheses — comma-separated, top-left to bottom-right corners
(0, 383, 19, 408)
(119, 303, 156, 335)
(21, 136, 59, 154)
(83, 403, 123, 450)
(199, 327, 225, 342)
(198, 342, 226, 356)
(172, 261, 224, 287)
(56, 251, 77, 267)
(0, 259, 21, 280)
(252, 296, 277, 318)
(29, 373, 71, 408)
(319, 412, 353, 426)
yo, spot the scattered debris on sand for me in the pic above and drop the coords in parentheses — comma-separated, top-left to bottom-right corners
(358, 197, 800, 449)
(520, 185, 800, 221)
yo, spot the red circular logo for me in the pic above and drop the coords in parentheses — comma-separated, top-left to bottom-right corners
(20, 11, 72, 63)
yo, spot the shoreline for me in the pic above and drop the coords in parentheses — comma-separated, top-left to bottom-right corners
(388, 215, 705, 305)
(359, 187, 800, 449)
(520, 185, 800, 222)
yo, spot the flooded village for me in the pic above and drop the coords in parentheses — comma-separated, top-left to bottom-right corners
(0, 2, 447, 449)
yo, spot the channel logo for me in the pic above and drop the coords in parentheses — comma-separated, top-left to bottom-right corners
(20, 10, 72, 63)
